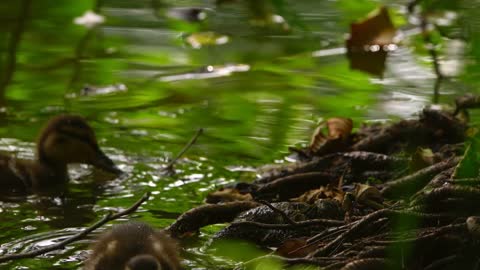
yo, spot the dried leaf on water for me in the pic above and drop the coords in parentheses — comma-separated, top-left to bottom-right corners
(346, 6, 398, 76)
(346, 6, 397, 49)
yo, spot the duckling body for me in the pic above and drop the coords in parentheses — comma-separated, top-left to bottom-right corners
(84, 222, 181, 270)
(0, 115, 121, 195)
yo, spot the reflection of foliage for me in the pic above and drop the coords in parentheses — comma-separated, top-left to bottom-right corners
(0, 0, 31, 100)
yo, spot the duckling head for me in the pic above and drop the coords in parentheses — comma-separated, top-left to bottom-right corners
(126, 254, 160, 270)
(85, 222, 182, 270)
(36, 115, 122, 174)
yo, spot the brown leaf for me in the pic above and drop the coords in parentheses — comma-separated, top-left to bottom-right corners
(354, 184, 384, 209)
(347, 50, 388, 76)
(309, 117, 353, 154)
(328, 118, 353, 140)
(345, 6, 397, 77)
(309, 122, 328, 153)
(346, 6, 396, 49)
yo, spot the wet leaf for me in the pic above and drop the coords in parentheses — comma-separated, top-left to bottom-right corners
(309, 117, 353, 154)
(346, 6, 397, 49)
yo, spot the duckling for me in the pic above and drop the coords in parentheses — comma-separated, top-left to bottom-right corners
(0, 115, 122, 195)
(84, 222, 182, 270)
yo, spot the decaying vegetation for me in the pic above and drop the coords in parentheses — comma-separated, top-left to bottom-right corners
(167, 94, 480, 270)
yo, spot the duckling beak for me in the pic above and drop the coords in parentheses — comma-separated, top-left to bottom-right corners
(92, 150, 123, 175)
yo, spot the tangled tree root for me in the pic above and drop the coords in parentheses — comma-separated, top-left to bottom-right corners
(169, 98, 480, 269)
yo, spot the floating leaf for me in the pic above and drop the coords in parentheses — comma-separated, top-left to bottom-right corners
(346, 6, 398, 76)
(346, 6, 397, 49)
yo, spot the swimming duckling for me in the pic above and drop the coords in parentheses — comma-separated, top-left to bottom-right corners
(84, 222, 182, 270)
(0, 115, 122, 195)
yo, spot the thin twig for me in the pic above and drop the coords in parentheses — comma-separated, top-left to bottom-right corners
(258, 200, 297, 225)
(407, 0, 422, 13)
(162, 128, 204, 173)
(0, 192, 150, 263)
(420, 16, 444, 100)
(423, 255, 458, 270)
(229, 219, 344, 229)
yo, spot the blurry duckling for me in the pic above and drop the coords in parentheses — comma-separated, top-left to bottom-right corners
(84, 222, 182, 270)
(0, 115, 122, 195)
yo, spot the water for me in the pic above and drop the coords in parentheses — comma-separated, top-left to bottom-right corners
(0, 0, 478, 269)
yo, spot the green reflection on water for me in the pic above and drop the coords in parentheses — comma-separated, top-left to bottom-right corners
(0, 0, 479, 269)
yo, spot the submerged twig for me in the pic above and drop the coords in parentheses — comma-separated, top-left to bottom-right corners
(0, 192, 150, 263)
(162, 128, 204, 174)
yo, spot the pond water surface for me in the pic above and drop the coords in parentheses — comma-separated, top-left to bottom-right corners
(0, 0, 479, 269)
